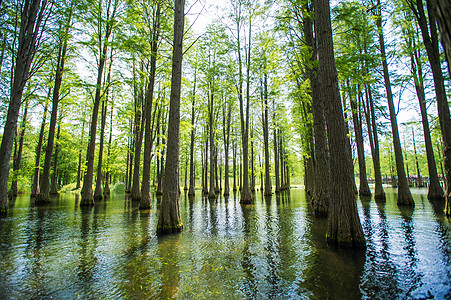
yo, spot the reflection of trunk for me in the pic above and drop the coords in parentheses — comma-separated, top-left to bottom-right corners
(412, 0, 451, 214)
(50, 124, 61, 195)
(31, 96, 49, 197)
(156, 0, 184, 235)
(10, 99, 29, 197)
(349, 85, 371, 197)
(376, 0, 413, 206)
(315, 0, 365, 247)
(0, 0, 48, 215)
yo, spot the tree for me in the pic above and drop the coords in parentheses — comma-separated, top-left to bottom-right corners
(156, 0, 184, 235)
(408, 0, 451, 214)
(373, 0, 414, 206)
(80, 0, 119, 206)
(315, 0, 365, 247)
(0, 0, 50, 215)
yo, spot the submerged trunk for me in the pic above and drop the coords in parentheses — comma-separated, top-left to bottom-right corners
(316, 0, 365, 247)
(157, 0, 184, 235)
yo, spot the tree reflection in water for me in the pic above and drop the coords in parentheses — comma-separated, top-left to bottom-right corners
(1, 189, 451, 298)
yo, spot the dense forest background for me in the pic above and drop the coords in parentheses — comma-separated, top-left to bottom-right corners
(0, 0, 450, 241)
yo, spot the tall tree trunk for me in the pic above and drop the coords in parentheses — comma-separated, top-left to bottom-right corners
(316, 0, 365, 247)
(412, 129, 423, 187)
(80, 1, 116, 206)
(104, 100, 114, 199)
(93, 93, 108, 200)
(31, 95, 49, 197)
(410, 42, 443, 198)
(262, 74, 272, 196)
(0, 0, 48, 215)
(303, 5, 330, 215)
(50, 124, 61, 195)
(430, 0, 451, 77)
(130, 88, 145, 201)
(223, 101, 231, 196)
(236, 7, 252, 204)
(376, 0, 413, 206)
(140, 3, 161, 209)
(364, 84, 385, 200)
(37, 21, 71, 204)
(411, 0, 451, 213)
(274, 117, 280, 193)
(188, 68, 197, 196)
(233, 140, 237, 192)
(76, 111, 86, 190)
(208, 90, 216, 199)
(10, 99, 29, 197)
(349, 84, 371, 197)
(250, 126, 255, 193)
(157, 0, 184, 235)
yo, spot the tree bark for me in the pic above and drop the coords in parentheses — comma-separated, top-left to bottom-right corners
(188, 67, 197, 196)
(31, 96, 49, 197)
(10, 99, 29, 197)
(411, 0, 451, 213)
(349, 85, 371, 197)
(130, 88, 145, 201)
(50, 124, 60, 195)
(262, 74, 272, 196)
(140, 2, 161, 209)
(157, 0, 184, 235)
(0, 0, 48, 215)
(274, 116, 280, 193)
(376, 0, 413, 206)
(223, 101, 232, 196)
(81, 0, 116, 206)
(37, 21, 71, 204)
(410, 44, 443, 198)
(104, 100, 114, 199)
(316, 0, 365, 247)
(430, 0, 451, 77)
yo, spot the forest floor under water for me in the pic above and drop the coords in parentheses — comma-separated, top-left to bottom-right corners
(0, 186, 450, 299)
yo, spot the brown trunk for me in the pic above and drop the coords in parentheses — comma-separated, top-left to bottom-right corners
(188, 69, 197, 196)
(104, 102, 113, 199)
(274, 116, 280, 193)
(208, 89, 216, 199)
(10, 99, 29, 197)
(223, 101, 232, 196)
(156, 0, 184, 235)
(94, 91, 108, 201)
(80, 1, 116, 206)
(411, 0, 451, 213)
(50, 124, 60, 195)
(262, 73, 272, 196)
(349, 84, 371, 197)
(250, 127, 255, 193)
(76, 111, 86, 190)
(376, 0, 413, 206)
(303, 4, 330, 215)
(316, 0, 365, 247)
(0, 0, 48, 215)
(130, 86, 145, 201)
(37, 23, 71, 204)
(233, 141, 237, 192)
(430, 0, 451, 77)
(140, 2, 161, 209)
(31, 94, 49, 197)
(410, 43, 443, 198)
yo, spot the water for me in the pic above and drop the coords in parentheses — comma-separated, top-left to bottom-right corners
(0, 188, 450, 299)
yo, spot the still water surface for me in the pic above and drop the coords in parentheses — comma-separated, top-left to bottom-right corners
(0, 188, 450, 299)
